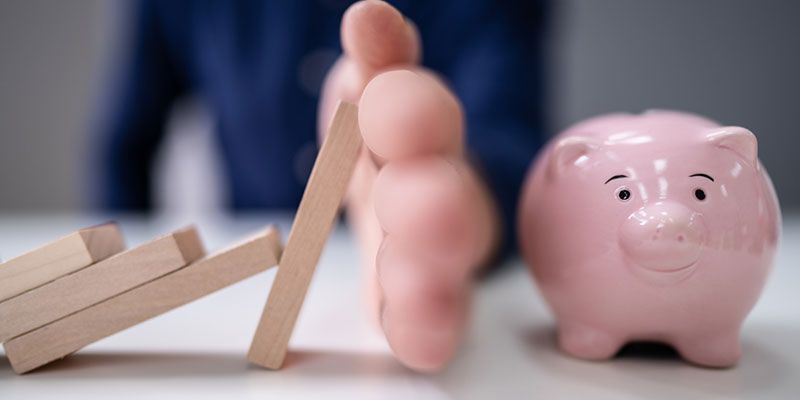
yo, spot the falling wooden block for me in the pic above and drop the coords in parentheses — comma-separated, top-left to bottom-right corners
(0, 226, 204, 343)
(0, 223, 125, 303)
(248, 101, 363, 369)
(4, 226, 282, 374)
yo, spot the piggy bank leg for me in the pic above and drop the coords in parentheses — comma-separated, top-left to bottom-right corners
(673, 330, 742, 368)
(557, 322, 624, 361)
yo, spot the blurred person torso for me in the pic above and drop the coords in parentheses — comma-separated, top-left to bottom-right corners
(97, 0, 548, 252)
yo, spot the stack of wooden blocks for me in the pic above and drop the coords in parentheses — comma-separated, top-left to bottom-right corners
(0, 101, 362, 374)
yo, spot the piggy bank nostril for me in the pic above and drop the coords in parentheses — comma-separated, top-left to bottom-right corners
(620, 202, 707, 272)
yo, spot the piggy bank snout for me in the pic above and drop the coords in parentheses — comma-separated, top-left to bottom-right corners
(620, 202, 707, 272)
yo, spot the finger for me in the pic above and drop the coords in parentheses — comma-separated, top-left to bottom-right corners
(359, 69, 463, 160)
(318, 58, 365, 137)
(319, 0, 420, 137)
(341, 0, 420, 73)
(373, 156, 480, 270)
(377, 237, 471, 372)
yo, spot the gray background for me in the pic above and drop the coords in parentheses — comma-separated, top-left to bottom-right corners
(0, 0, 797, 211)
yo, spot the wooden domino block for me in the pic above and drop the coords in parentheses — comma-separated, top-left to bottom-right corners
(0, 223, 125, 303)
(0, 226, 204, 343)
(4, 226, 282, 374)
(248, 101, 363, 369)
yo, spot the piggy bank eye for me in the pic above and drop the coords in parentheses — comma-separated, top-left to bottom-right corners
(616, 188, 632, 202)
(694, 188, 707, 201)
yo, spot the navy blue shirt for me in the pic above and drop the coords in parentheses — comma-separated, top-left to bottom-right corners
(95, 0, 548, 255)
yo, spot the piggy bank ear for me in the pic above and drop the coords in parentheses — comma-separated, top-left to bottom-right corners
(548, 136, 599, 178)
(706, 127, 758, 166)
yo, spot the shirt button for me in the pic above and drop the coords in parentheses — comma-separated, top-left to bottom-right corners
(297, 48, 339, 97)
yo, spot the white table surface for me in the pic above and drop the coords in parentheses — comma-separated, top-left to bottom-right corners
(0, 212, 798, 399)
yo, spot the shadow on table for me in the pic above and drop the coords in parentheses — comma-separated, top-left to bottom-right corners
(281, 349, 414, 377)
(520, 322, 800, 398)
(0, 351, 248, 379)
(0, 348, 415, 380)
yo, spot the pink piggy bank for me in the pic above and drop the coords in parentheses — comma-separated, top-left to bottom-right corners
(519, 110, 780, 367)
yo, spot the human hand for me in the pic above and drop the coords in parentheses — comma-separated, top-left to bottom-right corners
(318, 0, 500, 372)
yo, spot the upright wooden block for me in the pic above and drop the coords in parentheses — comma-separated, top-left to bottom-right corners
(0, 227, 204, 343)
(4, 226, 282, 374)
(248, 101, 363, 369)
(0, 223, 125, 302)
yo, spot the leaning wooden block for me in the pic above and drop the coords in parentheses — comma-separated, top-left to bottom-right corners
(0, 223, 125, 303)
(248, 101, 362, 369)
(4, 226, 282, 374)
(0, 226, 204, 343)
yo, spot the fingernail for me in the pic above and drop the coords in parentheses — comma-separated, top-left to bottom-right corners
(388, 323, 457, 372)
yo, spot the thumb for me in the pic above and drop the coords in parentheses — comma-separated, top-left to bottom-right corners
(318, 0, 420, 137)
(341, 0, 420, 73)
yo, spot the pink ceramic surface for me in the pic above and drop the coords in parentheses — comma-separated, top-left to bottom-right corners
(519, 110, 781, 367)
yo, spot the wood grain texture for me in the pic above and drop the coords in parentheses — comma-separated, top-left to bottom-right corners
(0, 223, 125, 302)
(0, 226, 204, 343)
(4, 226, 282, 374)
(248, 101, 363, 369)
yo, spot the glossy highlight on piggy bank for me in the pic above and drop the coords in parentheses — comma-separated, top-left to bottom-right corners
(519, 111, 781, 367)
